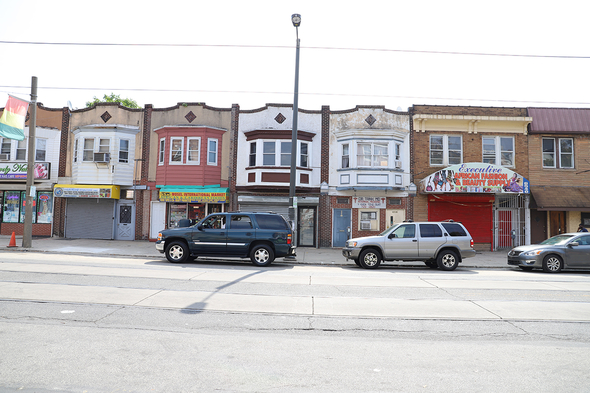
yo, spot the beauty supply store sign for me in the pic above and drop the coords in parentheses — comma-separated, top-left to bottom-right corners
(420, 163, 529, 194)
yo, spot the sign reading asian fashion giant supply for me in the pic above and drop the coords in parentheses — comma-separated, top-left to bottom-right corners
(419, 163, 529, 194)
(0, 162, 50, 180)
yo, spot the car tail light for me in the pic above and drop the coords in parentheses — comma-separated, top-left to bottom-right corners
(287, 234, 292, 245)
(470, 239, 474, 248)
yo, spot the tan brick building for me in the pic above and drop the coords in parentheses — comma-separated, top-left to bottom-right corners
(411, 105, 532, 251)
(527, 108, 590, 242)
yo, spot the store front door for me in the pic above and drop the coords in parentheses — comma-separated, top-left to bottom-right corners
(298, 207, 316, 247)
(333, 209, 351, 247)
(115, 202, 135, 240)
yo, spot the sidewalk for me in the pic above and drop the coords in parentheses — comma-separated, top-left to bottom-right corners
(0, 235, 509, 268)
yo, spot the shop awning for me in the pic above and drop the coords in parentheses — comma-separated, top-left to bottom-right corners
(53, 184, 120, 199)
(530, 186, 590, 211)
(157, 185, 229, 203)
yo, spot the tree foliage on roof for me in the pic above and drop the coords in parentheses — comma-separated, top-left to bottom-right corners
(86, 93, 140, 109)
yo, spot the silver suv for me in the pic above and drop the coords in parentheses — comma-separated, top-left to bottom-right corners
(342, 220, 476, 270)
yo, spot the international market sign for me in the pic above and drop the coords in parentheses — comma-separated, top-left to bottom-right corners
(419, 163, 529, 194)
(158, 186, 229, 203)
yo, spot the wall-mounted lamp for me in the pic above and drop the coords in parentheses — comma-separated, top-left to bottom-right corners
(320, 181, 329, 195)
(407, 182, 417, 197)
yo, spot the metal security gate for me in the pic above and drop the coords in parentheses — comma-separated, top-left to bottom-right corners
(494, 194, 528, 250)
(65, 198, 115, 239)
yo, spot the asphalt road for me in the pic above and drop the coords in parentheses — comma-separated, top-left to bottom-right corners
(1, 251, 589, 392)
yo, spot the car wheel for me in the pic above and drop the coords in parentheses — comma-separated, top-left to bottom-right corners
(425, 260, 438, 269)
(353, 259, 361, 267)
(519, 266, 534, 271)
(437, 250, 459, 271)
(542, 254, 563, 273)
(165, 241, 189, 263)
(250, 244, 275, 267)
(358, 248, 381, 269)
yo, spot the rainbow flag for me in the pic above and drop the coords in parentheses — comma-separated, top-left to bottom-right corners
(0, 95, 29, 141)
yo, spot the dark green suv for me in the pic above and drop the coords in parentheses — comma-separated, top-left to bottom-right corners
(156, 212, 296, 266)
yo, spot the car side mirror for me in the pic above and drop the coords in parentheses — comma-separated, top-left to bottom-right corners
(388, 233, 396, 239)
(569, 242, 579, 247)
(197, 224, 204, 231)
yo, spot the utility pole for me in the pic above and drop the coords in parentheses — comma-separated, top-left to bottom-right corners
(22, 76, 37, 248)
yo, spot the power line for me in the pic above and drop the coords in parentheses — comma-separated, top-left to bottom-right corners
(2, 85, 589, 106)
(0, 40, 588, 59)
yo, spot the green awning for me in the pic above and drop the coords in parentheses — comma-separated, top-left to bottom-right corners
(157, 185, 229, 203)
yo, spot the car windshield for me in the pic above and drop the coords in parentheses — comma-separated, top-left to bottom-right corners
(540, 234, 575, 245)
(380, 225, 398, 236)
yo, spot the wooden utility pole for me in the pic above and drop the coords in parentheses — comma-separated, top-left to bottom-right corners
(22, 76, 37, 248)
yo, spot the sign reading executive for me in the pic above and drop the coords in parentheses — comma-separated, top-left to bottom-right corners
(420, 163, 529, 194)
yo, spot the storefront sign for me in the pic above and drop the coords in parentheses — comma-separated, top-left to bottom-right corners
(352, 197, 386, 209)
(159, 191, 228, 203)
(420, 163, 530, 194)
(0, 162, 50, 180)
(53, 184, 121, 199)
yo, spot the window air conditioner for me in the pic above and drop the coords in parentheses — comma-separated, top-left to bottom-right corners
(0, 153, 9, 160)
(360, 221, 372, 230)
(395, 160, 402, 169)
(93, 152, 110, 163)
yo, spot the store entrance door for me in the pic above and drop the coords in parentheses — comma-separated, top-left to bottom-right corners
(298, 207, 316, 247)
(115, 202, 135, 240)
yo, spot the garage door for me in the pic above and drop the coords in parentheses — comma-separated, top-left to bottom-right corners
(428, 195, 493, 245)
(65, 198, 115, 239)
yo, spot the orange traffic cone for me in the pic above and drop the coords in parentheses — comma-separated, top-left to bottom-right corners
(7, 232, 17, 248)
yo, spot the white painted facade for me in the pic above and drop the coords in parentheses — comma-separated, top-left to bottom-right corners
(0, 126, 61, 190)
(71, 125, 140, 186)
(237, 105, 322, 189)
(329, 107, 411, 196)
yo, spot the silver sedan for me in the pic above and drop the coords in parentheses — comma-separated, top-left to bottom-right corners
(507, 232, 590, 272)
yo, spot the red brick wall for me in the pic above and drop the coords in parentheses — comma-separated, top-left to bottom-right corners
(2, 223, 51, 237)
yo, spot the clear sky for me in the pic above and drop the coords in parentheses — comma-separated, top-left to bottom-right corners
(1, 0, 588, 112)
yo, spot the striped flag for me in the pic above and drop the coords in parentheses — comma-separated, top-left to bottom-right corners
(0, 95, 30, 141)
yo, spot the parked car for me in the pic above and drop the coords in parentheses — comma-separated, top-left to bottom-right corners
(342, 220, 476, 270)
(507, 233, 590, 272)
(156, 212, 296, 266)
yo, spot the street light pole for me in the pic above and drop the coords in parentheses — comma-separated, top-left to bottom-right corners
(289, 14, 301, 245)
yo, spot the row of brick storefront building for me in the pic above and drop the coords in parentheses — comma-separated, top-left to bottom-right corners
(1, 101, 588, 250)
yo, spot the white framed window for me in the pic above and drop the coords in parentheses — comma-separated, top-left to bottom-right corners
(0, 138, 11, 158)
(263, 141, 275, 166)
(73, 139, 78, 163)
(430, 135, 462, 166)
(300, 142, 308, 168)
(482, 136, 514, 166)
(119, 139, 129, 163)
(394, 143, 401, 161)
(169, 137, 183, 164)
(159, 138, 165, 164)
(249, 142, 256, 167)
(543, 137, 573, 168)
(342, 143, 349, 168)
(359, 210, 379, 231)
(187, 137, 200, 164)
(207, 138, 218, 165)
(280, 141, 291, 166)
(35, 139, 47, 161)
(98, 138, 110, 153)
(357, 142, 388, 167)
(16, 139, 27, 161)
(83, 138, 94, 161)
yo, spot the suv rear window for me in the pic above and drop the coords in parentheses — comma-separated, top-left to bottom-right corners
(441, 223, 467, 237)
(419, 224, 443, 238)
(255, 214, 289, 230)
